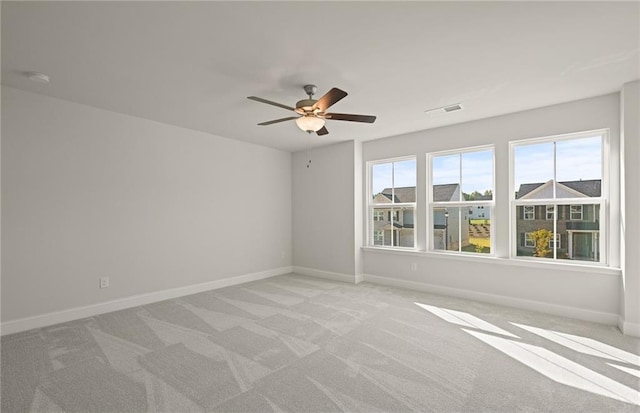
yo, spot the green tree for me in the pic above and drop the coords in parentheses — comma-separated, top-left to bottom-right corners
(531, 229, 553, 257)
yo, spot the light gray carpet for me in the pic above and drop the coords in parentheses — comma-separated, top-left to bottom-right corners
(2, 273, 639, 412)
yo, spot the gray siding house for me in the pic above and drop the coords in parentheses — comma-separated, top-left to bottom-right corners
(516, 179, 601, 261)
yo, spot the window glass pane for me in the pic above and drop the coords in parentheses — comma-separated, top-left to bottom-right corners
(559, 203, 600, 262)
(514, 142, 554, 200)
(372, 207, 392, 246)
(371, 163, 392, 204)
(393, 159, 416, 204)
(433, 207, 461, 251)
(516, 203, 601, 262)
(397, 206, 415, 248)
(466, 208, 491, 254)
(462, 150, 493, 201)
(516, 205, 553, 258)
(433, 154, 460, 202)
(555, 136, 602, 199)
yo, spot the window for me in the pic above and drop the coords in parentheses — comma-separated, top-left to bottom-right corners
(512, 130, 606, 263)
(524, 206, 535, 220)
(570, 205, 583, 220)
(429, 147, 494, 254)
(549, 233, 561, 249)
(546, 205, 554, 220)
(373, 230, 384, 245)
(368, 157, 416, 248)
(524, 233, 535, 247)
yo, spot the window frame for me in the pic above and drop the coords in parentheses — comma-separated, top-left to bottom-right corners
(373, 230, 384, 245)
(509, 129, 608, 265)
(524, 205, 535, 220)
(549, 233, 561, 249)
(367, 156, 417, 249)
(546, 205, 555, 220)
(570, 205, 583, 221)
(427, 145, 495, 255)
(524, 232, 536, 247)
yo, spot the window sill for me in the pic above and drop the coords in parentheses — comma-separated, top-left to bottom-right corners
(361, 246, 621, 276)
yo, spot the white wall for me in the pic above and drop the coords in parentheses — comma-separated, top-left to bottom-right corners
(1, 86, 292, 324)
(292, 141, 360, 281)
(620, 80, 640, 335)
(360, 93, 625, 324)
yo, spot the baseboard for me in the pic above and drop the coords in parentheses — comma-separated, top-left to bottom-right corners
(363, 273, 620, 326)
(0, 266, 293, 336)
(292, 266, 359, 284)
(618, 315, 640, 337)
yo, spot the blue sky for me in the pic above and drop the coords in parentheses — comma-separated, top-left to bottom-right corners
(514, 135, 602, 188)
(432, 150, 493, 195)
(371, 135, 602, 195)
(372, 159, 416, 195)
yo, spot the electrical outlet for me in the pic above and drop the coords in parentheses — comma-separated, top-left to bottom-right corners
(100, 276, 110, 289)
(410, 263, 418, 272)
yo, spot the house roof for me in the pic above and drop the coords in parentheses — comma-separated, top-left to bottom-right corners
(433, 184, 459, 202)
(516, 179, 601, 199)
(379, 183, 459, 203)
(381, 187, 416, 203)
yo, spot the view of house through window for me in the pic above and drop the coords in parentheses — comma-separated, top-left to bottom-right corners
(429, 148, 494, 254)
(369, 158, 416, 248)
(513, 132, 605, 263)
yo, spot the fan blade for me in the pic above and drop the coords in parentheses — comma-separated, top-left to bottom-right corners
(324, 113, 376, 123)
(247, 96, 295, 111)
(312, 88, 348, 112)
(316, 126, 329, 136)
(257, 116, 298, 126)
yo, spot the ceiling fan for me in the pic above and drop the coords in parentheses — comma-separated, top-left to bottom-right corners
(247, 85, 376, 136)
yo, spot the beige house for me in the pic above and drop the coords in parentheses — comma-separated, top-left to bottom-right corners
(431, 184, 470, 250)
(372, 184, 470, 249)
(372, 187, 416, 247)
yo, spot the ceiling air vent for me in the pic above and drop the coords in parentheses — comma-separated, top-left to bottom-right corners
(425, 103, 464, 118)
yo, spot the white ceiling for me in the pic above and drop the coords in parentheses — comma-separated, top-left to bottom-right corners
(2, 2, 639, 152)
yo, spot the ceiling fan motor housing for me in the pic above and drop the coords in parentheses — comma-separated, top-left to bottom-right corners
(295, 99, 319, 115)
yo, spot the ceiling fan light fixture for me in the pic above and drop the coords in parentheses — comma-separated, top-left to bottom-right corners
(296, 115, 325, 132)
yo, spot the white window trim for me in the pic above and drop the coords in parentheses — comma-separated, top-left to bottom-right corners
(427, 145, 495, 255)
(509, 128, 608, 266)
